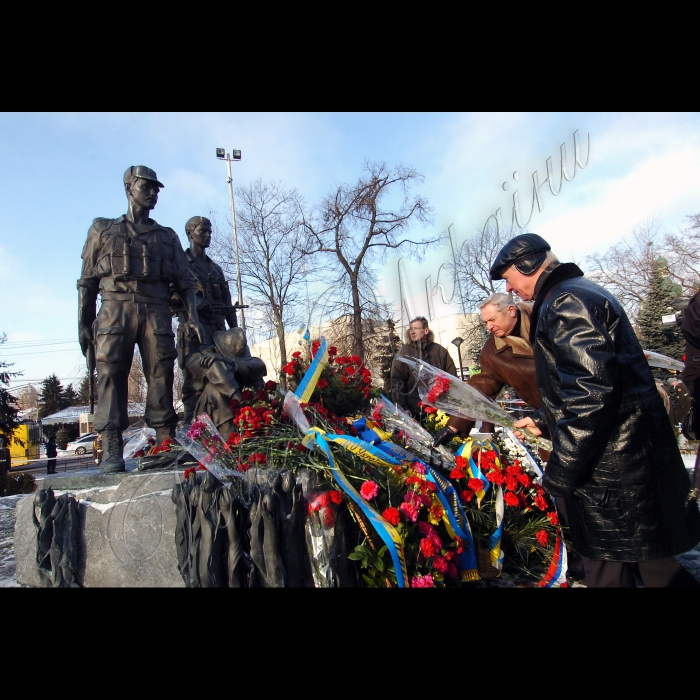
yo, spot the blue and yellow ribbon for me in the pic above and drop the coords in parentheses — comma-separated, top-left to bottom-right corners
(485, 485, 504, 574)
(304, 427, 408, 587)
(421, 463, 480, 581)
(295, 337, 329, 403)
(456, 440, 491, 504)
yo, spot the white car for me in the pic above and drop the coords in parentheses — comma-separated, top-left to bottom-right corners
(66, 433, 97, 455)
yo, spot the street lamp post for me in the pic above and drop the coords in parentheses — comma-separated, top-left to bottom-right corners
(451, 337, 465, 380)
(216, 147, 245, 331)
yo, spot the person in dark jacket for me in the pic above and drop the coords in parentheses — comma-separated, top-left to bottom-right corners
(433, 293, 541, 443)
(681, 290, 700, 504)
(497, 233, 700, 587)
(46, 435, 57, 475)
(390, 316, 457, 418)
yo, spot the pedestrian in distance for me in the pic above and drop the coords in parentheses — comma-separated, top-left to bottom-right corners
(46, 435, 57, 475)
(494, 233, 700, 587)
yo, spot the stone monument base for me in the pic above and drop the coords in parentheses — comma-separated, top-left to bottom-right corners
(15, 470, 184, 587)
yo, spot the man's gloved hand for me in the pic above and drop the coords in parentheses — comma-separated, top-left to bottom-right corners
(432, 426, 458, 446)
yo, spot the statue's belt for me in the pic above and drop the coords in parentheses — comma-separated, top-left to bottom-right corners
(100, 291, 170, 305)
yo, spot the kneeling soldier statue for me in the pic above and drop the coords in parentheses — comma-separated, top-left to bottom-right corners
(77, 166, 205, 473)
(186, 328, 267, 440)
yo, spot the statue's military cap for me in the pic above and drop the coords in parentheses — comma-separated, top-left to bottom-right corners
(123, 165, 165, 188)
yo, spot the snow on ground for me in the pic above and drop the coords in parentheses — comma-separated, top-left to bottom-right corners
(0, 495, 27, 588)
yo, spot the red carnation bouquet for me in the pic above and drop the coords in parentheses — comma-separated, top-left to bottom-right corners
(396, 356, 552, 451)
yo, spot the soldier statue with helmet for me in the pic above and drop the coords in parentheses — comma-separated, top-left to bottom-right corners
(77, 166, 205, 473)
(174, 215, 258, 424)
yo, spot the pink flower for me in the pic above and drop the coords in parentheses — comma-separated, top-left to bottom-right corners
(432, 555, 449, 574)
(360, 480, 379, 501)
(411, 574, 435, 588)
(411, 461, 426, 474)
(417, 521, 435, 536)
(400, 502, 419, 522)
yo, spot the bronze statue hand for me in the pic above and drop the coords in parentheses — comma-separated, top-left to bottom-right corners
(198, 352, 225, 369)
(79, 325, 93, 357)
(184, 318, 205, 346)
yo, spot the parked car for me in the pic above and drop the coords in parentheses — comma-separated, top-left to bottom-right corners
(66, 433, 98, 455)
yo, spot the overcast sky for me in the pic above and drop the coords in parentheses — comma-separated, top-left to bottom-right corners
(1, 111, 699, 393)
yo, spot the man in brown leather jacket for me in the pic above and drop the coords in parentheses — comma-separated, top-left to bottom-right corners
(391, 316, 457, 418)
(433, 293, 540, 444)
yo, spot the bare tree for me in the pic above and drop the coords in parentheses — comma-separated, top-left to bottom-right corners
(584, 217, 665, 320)
(663, 212, 700, 294)
(451, 223, 523, 313)
(303, 161, 438, 361)
(128, 351, 146, 403)
(212, 180, 314, 389)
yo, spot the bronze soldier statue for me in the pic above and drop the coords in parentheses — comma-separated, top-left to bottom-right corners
(77, 166, 205, 473)
(175, 216, 251, 423)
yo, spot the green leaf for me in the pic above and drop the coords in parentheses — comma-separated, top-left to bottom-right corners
(348, 552, 364, 561)
(374, 557, 384, 572)
(377, 545, 388, 557)
(362, 574, 375, 586)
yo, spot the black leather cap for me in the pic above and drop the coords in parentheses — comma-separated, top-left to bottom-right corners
(490, 233, 551, 280)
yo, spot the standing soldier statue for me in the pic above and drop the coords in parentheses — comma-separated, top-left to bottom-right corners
(174, 215, 252, 424)
(77, 166, 204, 473)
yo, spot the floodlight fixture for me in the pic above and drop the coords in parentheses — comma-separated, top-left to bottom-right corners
(216, 148, 225, 159)
(451, 337, 464, 347)
(232, 149, 241, 161)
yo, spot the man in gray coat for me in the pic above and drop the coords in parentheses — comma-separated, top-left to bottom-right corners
(496, 234, 700, 587)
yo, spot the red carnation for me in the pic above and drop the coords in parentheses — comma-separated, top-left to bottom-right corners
(419, 537, 438, 558)
(546, 510, 559, 526)
(184, 467, 196, 479)
(504, 491, 519, 507)
(450, 464, 466, 480)
(317, 379, 328, 389)
(461, 489, 474, 502)
(345, 365, 356, 375)
(382, 507, 400, 526)
(282, 363, 296, 375)
(534, 494, 548, 511)
(517, 473, 532, 488)
(322, 507, 335, 528)
(328, 346, 338, 356)
(329, 490, 343, 505)
(292, 351, 301, 358)
(467, 478, 484, 493)
(536, 529, 549, 547)
(360, 480, 379, 501)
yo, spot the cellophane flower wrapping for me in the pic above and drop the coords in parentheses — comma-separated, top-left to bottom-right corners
(122, 427, 156, 460)
(176, 413, 246, 488)
(396, 355, 552, 451)
(373, 395, 455, 470)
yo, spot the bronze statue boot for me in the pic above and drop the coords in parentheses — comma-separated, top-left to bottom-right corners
(156, 425, 175, 445)
(101, 430, 125, 473)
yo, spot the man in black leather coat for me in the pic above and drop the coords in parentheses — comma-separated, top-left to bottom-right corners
(494, 234, 700, 587)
